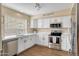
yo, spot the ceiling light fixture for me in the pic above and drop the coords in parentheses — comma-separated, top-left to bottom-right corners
(34, 3, 41, 10)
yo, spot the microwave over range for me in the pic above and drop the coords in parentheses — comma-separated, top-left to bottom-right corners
(50, 23, 62, 28)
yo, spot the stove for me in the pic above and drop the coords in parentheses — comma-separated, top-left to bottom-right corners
(48, 31, 62, 50)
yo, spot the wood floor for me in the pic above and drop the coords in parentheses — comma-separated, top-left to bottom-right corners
(18, 45, 69, 56)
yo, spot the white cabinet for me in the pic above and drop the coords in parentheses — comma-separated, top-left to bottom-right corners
(43, 19, 50, 28)
(18, 37, 25, 53)
(61, 34, 67, 51)
(38, 19, 50, 28)
(62, 16, 71, 28)
(35, 33, 42, 45)
(18, 35, 34, 53)
(38, 19, 42, 28)
(30, 18, 50, 28)
(50, 17, 62, 24)
(61, 33, 71, 51)
(50, 16, 71, 28)
(30, 19, 38, 28)
(30, 16, 71, 28)
(32, 34, 38, 44)
(36, 32, 49, 46)
(24, 35, 34, 50)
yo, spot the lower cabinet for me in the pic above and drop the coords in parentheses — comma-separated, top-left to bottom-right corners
(61, 33, 71, 51)
(18, 35, 34, 54)
(24, 35, 34, 50)
(36, 33, 49, 47)
(18, 37, 25, 53)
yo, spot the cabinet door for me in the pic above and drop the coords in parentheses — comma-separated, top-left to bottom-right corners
(36, 33, 43, 45)
(43, 35, 49, 46)
(61, 33, 71, 51)
(34, 35, 39, 44)
(43, 19, 50, 28)
(38, 19, 42, 28)
(61, 34, 67, 51)
(30, 19, 38, 28)
(24, 36, 34, 50)
(62, 16, 71, 28)
(37, 34, 42, 45)
(18, 37, 24, 53)
(38, 19, 50, 28)
(50, 17, 62, 24)
(66, 34, 71, 51)
(24, 36, 30, 50)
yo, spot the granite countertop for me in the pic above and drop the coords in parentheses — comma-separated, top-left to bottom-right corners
(3, 33, 37, 41)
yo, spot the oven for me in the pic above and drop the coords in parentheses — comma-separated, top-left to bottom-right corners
(48, 31, 62, 50)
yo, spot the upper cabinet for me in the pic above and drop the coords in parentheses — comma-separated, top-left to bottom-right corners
(30, 18, 50, 28)
(62, 16, 71, 28)
(50, 17, 62, 24)
(30, 19, 38, 28)
(43, 19, 50, 28)
(30, 16, 71, 28)
(38, 18, 50, 28)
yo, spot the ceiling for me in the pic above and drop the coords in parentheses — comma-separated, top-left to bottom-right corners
(2, 3, 73, 16)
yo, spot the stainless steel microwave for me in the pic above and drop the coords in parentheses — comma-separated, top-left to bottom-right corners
(50, 23, 62, 28)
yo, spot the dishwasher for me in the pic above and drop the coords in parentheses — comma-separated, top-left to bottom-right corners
(2, 39, 18, 56)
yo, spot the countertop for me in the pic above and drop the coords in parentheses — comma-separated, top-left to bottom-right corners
(3, 33, 37, 41)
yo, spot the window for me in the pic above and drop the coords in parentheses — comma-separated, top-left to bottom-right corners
(4, 15, 27, 36)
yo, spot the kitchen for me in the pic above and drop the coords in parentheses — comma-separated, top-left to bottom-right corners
(0, 3, 77, 56)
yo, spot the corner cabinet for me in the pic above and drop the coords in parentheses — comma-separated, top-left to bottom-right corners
(18, 35, 34, 54)
(30, 19, 38, 28)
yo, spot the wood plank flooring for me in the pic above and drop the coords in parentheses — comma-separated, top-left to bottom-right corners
(18, 45, 69, 56)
